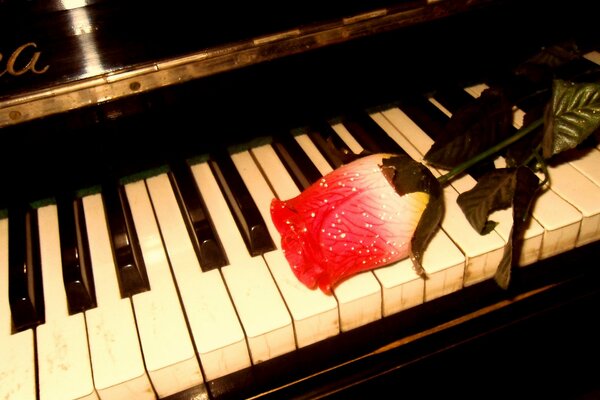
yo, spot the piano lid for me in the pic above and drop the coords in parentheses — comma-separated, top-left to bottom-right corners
(0, 0, 520, 127)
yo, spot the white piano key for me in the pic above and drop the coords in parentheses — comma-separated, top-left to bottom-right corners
(563, 50, 600, 244)
(294, 132, 464, 303)
(145, 173, 251, 381)
(374, 109, 505, 287)
(386, 99, 546, 268)
(294, 133, 334, 176)
(464, 82, 594, 254)
(0, 217, 37, 400)
(329, 123, 425, 314)
(567, 147, 600, 187)
(547, 162, 600, 247)
(231, 146, 340, 346)
(495, 156, 582, 259)
(122, 180, 203, 397)
(430, 88, 546, 258)
(331, 122, 464, 306)
(36, 205, 97, 400)
(262, 139, 384, 331)
(583, 50, 600, 66)
(191, 161, 295, 364)
(82, 194, 155, 400)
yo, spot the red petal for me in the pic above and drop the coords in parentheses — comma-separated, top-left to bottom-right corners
(271, 154, 429, 294)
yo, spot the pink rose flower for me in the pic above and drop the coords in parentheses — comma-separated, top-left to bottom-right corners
(270, 153, 443, 294)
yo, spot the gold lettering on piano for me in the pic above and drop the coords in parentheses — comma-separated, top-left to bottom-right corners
(0, 42, 50, 77)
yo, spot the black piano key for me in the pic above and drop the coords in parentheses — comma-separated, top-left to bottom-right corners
(272, 132, 323, 189)
(341, 111, 407, 155)
(209, 151, 275, 256)
(400, 95, 456, 142)
(432, 86, 474, 115)
(401, 93, 505, 179)
(169, 160, 228, 270)
(57, 195, 97, 314)
(102, 183, 150, 297)
(307, 122, 357, 168)
(8, 206, 44, 331)
(555, 56, 600, 83)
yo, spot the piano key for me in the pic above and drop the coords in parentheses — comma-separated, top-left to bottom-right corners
(297, 130, 455, 308)
(123, 180, 203, 397)
(256, 134, 385, 331)
(229, 147, 340, 343)
(565, 146, 600, 187)
(397, 95, 546, 267)
(546, 159, 600, 247)
(8, 205, 44, 331)
(477, 60, 600, 247)
(0, 217, 37, 400)
(169, 160, 228, 270)
(82, 193, 155, 399)
(251, 139, 424, 320)
(191, 160, 296, 364)
(460, 83, 592, 255)
(307, 122, 360, 167)
(297, 129, 465, 304)
(371, 109, 506, 287)
(294, 133, 336, 176)
(336, 111, 401, 154)
(208, 151, 275, 256)
(145, 172, 251, 381)
(583, 50, 600, 66)
(101, 183, 150, 297)
(36, 204, 97, 400)
(272, 131, 323, 190)
(328, 119, 467, 302)
(57, 196, 96, 314)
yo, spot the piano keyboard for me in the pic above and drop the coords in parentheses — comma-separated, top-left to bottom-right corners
(2, 52, 600, 400)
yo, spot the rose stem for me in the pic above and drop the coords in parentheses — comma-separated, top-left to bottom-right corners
(436, 117, 543, 186)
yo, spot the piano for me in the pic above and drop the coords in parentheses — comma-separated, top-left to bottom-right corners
(1, 0, 599, 398)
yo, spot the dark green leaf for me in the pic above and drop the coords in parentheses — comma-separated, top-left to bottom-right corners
(382, 155, 443, 278)
(512, 166, 541, 227)
(494, 229, 514, 290)
(493, 167, 540, 289)
(513, 41, 581, 83)
(424, 88, 514, 169)
(542, 80, 600, 158)
(457, 168, 517, 234)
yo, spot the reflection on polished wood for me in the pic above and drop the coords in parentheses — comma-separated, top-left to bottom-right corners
(0, 0, 503, 127)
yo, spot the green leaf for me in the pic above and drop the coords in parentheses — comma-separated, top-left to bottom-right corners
(456, 168, 517, 234)
(512, 166, 541, 227)
(493, 230, 514, 290)
(513, 41, 581, 83)
(493, 167, 540, 289)
(424, 88, 514, 170)
(543, 80, 600, 158)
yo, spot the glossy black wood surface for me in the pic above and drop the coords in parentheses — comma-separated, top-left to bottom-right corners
(1, 0, 597, 209)
(0, 0, 414, 97)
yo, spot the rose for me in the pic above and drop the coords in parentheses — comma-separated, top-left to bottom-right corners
(270, 153, 443, 294)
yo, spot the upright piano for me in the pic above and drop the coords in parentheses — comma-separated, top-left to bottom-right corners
(1, 0, 599, 399)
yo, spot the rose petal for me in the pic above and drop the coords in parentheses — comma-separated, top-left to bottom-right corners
(270, 153, 434, 294)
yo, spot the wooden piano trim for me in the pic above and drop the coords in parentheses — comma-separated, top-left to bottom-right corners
(0, 0, 500, 128)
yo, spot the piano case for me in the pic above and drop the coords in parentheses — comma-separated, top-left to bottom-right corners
(1, 0, 599, 399)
